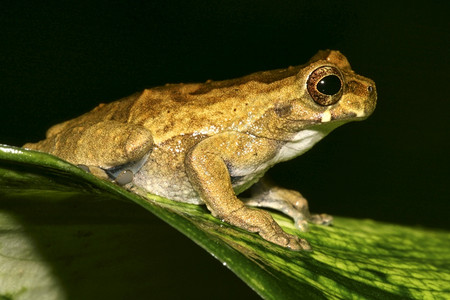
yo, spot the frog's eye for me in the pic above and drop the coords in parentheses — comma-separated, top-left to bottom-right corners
(307, 66, 344, 106)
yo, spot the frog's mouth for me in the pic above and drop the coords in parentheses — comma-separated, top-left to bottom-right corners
(325, 111, 361, 122)
(321, 90, 377, 123)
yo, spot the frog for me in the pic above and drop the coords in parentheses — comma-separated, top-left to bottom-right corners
(24, 50, 377, 250)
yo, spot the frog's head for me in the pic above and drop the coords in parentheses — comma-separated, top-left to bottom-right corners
(259, 50, 377, 140)
(288, 50, 377, 129)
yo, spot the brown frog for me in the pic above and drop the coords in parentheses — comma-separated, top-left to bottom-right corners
(24, 50, 377, 250)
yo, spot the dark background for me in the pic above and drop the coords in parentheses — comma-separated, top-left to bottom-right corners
(1, 0, 449, 298)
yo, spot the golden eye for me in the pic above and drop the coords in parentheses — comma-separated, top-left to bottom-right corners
(307, 66, 343, 106)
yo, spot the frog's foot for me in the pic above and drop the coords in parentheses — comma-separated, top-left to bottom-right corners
(244, 181, 333, 232)
(112, 169, 134, 185)
(225, 206, 311, 251)
(105, 152, 151, 185)
(77, 164, 109, 180)
(310, 213, 333, 226)
(77, 164, 134, 186)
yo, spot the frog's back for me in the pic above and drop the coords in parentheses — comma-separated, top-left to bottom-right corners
(43, 92, 142, 138)
(128, 75, 294, 144)
(25, 67, 297, 150)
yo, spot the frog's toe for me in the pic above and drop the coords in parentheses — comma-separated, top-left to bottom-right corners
(77, 164, 109, 180)
(114, 169, 134, 185)
(310, 213, 333, 226)
(295, 238, 312, 251)
(281, 234, 311, 251)
(262, 223, 311, 251)
(294, 219, 310, 232)
(77, 164, 90, 172)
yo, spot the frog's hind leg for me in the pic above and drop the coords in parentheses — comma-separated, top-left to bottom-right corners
(243, 180, 333, 232)
(104, 152, 151, 185)
(40, 120, 155, 185)
(78, 151, 151, 187)
(77, 163, 135, 185)
(77, 164, 109, 180)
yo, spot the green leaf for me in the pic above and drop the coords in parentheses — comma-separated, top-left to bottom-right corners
(1, 145, 449, 299)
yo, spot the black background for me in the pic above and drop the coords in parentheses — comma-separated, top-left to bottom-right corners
(1, 0, 449, 298)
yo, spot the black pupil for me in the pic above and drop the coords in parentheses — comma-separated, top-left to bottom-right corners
(317, 75, 341, 95)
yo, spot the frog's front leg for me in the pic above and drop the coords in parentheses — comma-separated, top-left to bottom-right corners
(185, 132, 311, 251)
(244, 180, 333, 232)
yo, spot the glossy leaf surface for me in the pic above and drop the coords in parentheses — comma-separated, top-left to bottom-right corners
(1, 145, 449, 299)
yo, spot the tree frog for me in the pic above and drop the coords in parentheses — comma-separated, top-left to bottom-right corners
(24, 50, 376, 250)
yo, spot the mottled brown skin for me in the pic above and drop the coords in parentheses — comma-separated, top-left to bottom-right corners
(24, 50, 377, 250)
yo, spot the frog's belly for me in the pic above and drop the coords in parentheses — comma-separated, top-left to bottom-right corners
(129, 136, 202, 204)
(133, 159, 264, 205)
(133, 158, 203, 205)
(131, 129, 327, 204)
(131, 143, 265, 205)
